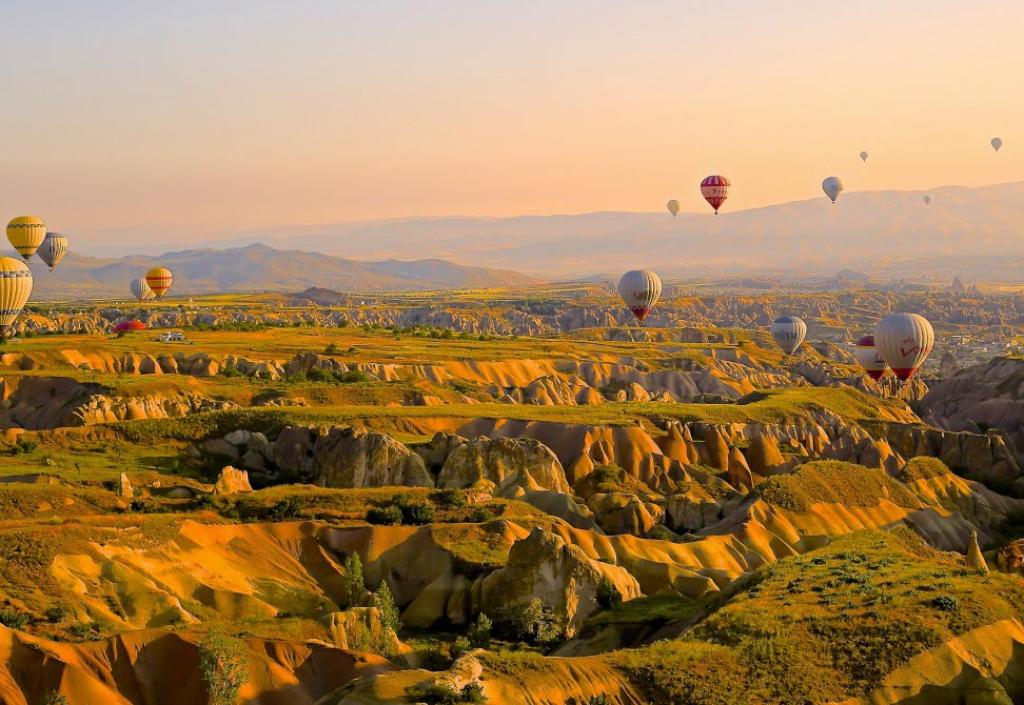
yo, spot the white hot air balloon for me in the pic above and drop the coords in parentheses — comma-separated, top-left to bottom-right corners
(859, 151, 868, 163)
(617, 270, 662, 322)
(875, 313, 934, 381)
(853, 335, 887, 380)
(771, 316, 807, 356)
(38, 232, 68, 271)
(130, 277, 154, 303)
(666, 199, 680, 218)
(923, 195, 932, 206)
(992, 137, 1003, 152)
(822, 177, 844, 204)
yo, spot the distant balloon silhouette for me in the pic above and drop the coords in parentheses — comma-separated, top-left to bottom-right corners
(860, 151, 869, 162)
(666, 199, 679, 218)
(992, 137, 1003, 152)
(822, 177, 844, 204)
(923, 195, 932, 206)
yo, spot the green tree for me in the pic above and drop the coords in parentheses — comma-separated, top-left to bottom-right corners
(342, 552, 365, 608)
(374, 580, 401, 634)
(199, 627, 248, 705)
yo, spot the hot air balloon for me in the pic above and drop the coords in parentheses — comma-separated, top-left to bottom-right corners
(617, 270, 662, 322)
(0, 257, 33, 335)
(822, 177, 843, 204)
(6, 216, 46, 261)
(853, 335, 887, 380)
(992, 137, 1003, 152)
(700, 175, 730, 214)
(130, 277, 154, 303)
(923, 195, 932, 206)
(145, 267, 173, 299)
(771, 316, 807, 356)
(115, 319, 147, 333)
(875, 313, 934, 381)
(38, 232, 68, 271)
(666, 199, 680, 218)
(860, 151, 868, 163)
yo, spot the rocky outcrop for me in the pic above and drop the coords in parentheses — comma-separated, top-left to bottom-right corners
(477, 528, 641, 637)
(313, 427, 432, 489)
(437, 436, 571, 495)
(212, 466, 253, 495)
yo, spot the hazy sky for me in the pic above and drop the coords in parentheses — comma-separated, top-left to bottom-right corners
(2, 0, 1022, 251)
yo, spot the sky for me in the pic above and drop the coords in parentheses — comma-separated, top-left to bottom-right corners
(1, 0, 1022, 253)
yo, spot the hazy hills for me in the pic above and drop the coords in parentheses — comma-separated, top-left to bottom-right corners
(228, 181, 1024, 280)
(26, 244, 539, 297)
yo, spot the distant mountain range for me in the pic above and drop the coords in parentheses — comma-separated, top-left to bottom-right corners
(220, 181, 1024, 281)
(26, 244, 540, 298)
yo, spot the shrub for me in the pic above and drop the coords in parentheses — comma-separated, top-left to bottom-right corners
(596, 577, 623, 610)
(11, 437, 38, 455)
(460, 682, 487, 704)
(451, 635, 472, 658)
(44, 604, 69, 623)
(189, 493, 215, 511)
(0, 609, 29, 629)
(491, 598, 559, 645)
(366, 505, 403, 525)
(337, 370, 371, 384)
(267, 495, 305, 521)
(324, 343, 342, 355)
(69, 621, 105, 640)
(199, 627, 248, 705)
(432, 488, 466, 509)
(467, 612, 492, 648)
(41, 693, 69, 705)
(398, 500, 435, 525)
(931, 595, 959, 612)
(305, 367, 331, 383)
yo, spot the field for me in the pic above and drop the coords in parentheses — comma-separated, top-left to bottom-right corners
(0, 289, 1022, 705)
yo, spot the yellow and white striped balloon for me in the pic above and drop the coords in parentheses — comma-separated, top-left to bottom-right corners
(6, 216, 46, 261)
(0, 257, 33, 332)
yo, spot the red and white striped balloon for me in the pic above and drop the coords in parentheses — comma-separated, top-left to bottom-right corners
(853, 335, 887, 380)
(700, 175, 730, 214)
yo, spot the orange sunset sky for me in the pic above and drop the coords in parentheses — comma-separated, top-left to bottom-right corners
(1, 0, 1022, 251)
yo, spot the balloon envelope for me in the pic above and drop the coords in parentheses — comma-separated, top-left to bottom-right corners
(6, 216, 46, 261)
(992, 137, 1003, 152)
(38, 232, 68, 271)
(700, 175, 730, 214)
(771, 316, 807, 355)
(822, 177, 844, 204)
(0, 257, 33, 332)
(617, 270, 662, 322)
(130, 277, 154, 302)
(666, 199, 680, 218)
(145, 267, 173, 298)
(853, 334, 887, 380)
(115, 319, 147, 332)
(875, 313, 934, 381)
(860, 151, 868, 162)
(923, 195, 931, 205)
